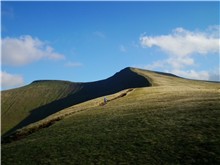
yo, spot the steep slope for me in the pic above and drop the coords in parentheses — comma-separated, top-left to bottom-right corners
(1, 67, 150, 136)
(1, 80, 81, 135)
(2, 67, 220, 164)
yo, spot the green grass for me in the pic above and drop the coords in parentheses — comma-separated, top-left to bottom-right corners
(1, 68, 149, 136)
(1, 80, 81, 135)
(2, 68, 220, 164)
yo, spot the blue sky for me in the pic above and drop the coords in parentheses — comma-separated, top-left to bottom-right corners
(1, 1, 219, 90)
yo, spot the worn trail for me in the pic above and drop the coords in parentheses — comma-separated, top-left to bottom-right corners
(2, 88, 135, 143)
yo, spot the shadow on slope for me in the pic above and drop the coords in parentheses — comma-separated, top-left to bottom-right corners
(3, 67, 150, 138)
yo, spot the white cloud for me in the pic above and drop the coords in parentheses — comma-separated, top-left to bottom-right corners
(120, 45, 127, 52)
(173, 68, 220, 81)
(1, 71, 24, 90)
(167, 57, 195, 69)
(137, 62, 218, 81)
(139, 62, 219, 81)
(142, 57, 195, 71)
(65, 61, 83, 67)
(171, 69, 210, 80)
(208, 67, 220, 81)
(140, 27, 219, 57)
(2, 35, 65, 66)
(139, 26, 220, 81)
(142, 61, 165, 70)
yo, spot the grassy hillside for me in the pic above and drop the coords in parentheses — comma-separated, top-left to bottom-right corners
(1, 80, 81, 136)
(1, 67, 149, 136)
(2, 67, 220, 164)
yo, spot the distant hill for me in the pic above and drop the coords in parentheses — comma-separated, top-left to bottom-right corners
(2, 67, 149, 136)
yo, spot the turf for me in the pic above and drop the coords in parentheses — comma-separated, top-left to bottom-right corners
(1, 67, 149, 136)
(1, 80, 80, 136)
(1, 67, 220, 164)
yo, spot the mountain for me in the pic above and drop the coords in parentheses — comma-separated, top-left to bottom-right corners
(2, 67, 149, 136)
(2, 67, 220, 164)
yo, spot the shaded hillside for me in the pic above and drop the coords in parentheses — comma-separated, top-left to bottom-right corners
(2, 67, 150, 136)
(2, 68, 220, 164)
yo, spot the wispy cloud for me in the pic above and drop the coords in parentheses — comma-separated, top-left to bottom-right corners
(1, 71, 24, 90)
(2, 35, 65, 66)
(138, 64, 214, 81)
(2, 4, 14, 19)
(171, 69, 210, 80)
(119, 45, 127, 52)
(2, 4, 14, 32)
(171, 67, 218, 81)
(139, 26, 220, 81)
(131, 41, 139, 48)
(93, 31, 106, 39)
(65, 61, 83, 68)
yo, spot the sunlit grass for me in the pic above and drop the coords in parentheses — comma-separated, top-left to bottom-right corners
(1, 80, 80, 135)
(2, 68, 220, 164)
(2, 79, 220, 164)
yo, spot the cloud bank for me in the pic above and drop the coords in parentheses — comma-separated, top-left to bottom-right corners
(140, 27, 219, 57)
(2, 35, 65, 66)
(140, 26, 220, 81)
